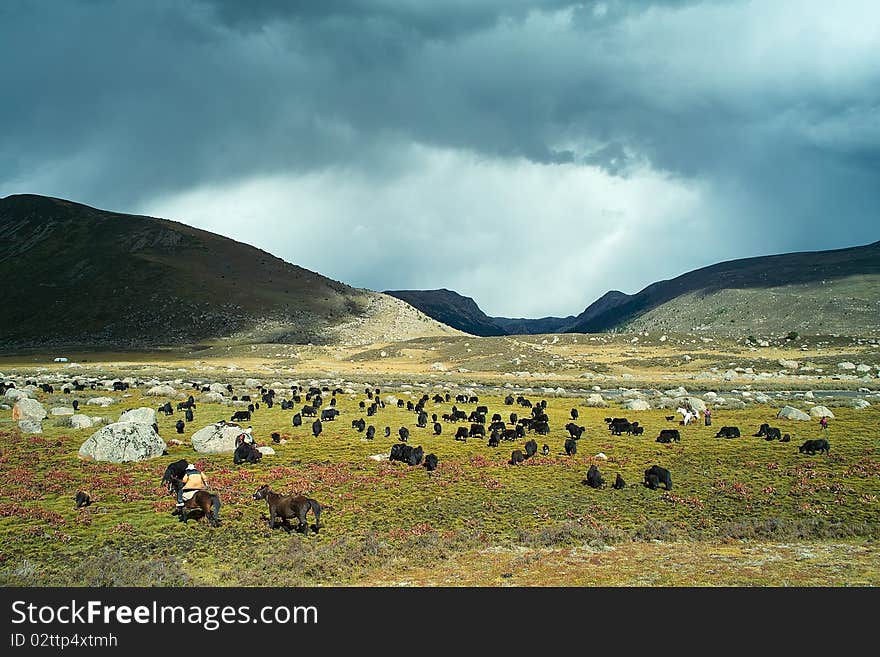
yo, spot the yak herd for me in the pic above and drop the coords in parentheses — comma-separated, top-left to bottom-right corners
(34, 376, 832, 534)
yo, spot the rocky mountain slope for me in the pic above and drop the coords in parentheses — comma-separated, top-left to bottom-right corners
(0, 194, 458, 349)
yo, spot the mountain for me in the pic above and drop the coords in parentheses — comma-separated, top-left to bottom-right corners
(0, 194, 459, 349)
(388, 241, 880, 338)
(383, 289, 506, 336)
(565, 240, 880, 336)
(383, 289, 574, 336)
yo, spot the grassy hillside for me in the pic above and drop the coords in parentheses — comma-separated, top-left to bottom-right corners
(567, 241, 880, 336)
(0, 194, 456, 349)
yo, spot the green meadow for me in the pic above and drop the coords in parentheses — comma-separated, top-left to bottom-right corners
(1, 381, 878, 586)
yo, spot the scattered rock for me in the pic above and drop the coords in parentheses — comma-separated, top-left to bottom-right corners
(146, 385, 176, 397)
(18, 419, 43, 434)
(673, 396, 707, 414)
(50, 407, 75, 416)
(808, 405, 835, 419)
(12, 398, 47, 422)
(623, 399, 651, 411)
(118, 407, 158, 425)
(257, 446, 275, 456)
(191, 422, 247, 453)
(585, 393, 607, 407)
(70, 414, 95, 429)
(78, 422, 166, 462)
(837, 362, 856, 371)
(4, 388, 30, 402)
(778, 359, 799, 370)
(777, 406, 811, 421)
(86, 397, 114, 407)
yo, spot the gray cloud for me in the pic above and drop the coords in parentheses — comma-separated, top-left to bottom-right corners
(1, 0, 878, 316)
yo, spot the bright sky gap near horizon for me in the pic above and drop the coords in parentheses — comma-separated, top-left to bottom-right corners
(1, 1, 878, 318)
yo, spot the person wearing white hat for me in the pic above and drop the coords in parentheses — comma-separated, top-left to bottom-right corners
(176, 462, 209, 522)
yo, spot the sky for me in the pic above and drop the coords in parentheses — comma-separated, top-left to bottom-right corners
(1, 0, 878, 317)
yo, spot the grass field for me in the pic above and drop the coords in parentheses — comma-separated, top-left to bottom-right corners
(1, 364, 878, 586)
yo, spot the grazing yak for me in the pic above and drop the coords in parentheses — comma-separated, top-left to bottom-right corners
(571, 408, 579, 420)
(631, 425, 644, 436)
(715, 426, 741, 438)
(312, 419, 323, 438)
(234, 442, 262, 465)
(352, 418, 366, 432)
(566, 423, 585, 439)
(584, 464, 604, 488)
(564, 438, 578, 456)
(292, 413, 302, 427)
(384, 426, 391, 438)
(231, 410, 251, 422)
(398, 427, 410, 442)
(754, 423, 782, 440)
(644, 465, 672, 490)
(175, 419, 185, 434)
(533, 421, 550, 436)
(161, 459, 189, 493)
(469, 423, 486, 438)
(185, 408, 194, 422)
(74, 491, 92, 508)
(524, 439, 538, 459)
(656, 429, 681, 443)
(509, 449, 525, 465)
(612, 474, 626, 490)
(321, 408, 339, 422)
(423, 453, 439, 472)
(799, 439, 830, 455)
(455, 426, 470, 442)
(390, 444, 424, 466)
(488, 432, 500, 447)
(366, 425, 375, 440)
(433, 422, 442, 436)
(541, 444, 550, 456)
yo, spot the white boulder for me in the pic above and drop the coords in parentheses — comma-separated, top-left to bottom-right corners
(118, 407, 158, 425)
(12, 398, 47, 422)
(78, 422, 167, 462)
(808, 406, 835, 419)
(777, 406, 811, 421)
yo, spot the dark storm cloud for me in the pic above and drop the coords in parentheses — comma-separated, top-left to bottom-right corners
(1, 0, 878, 316)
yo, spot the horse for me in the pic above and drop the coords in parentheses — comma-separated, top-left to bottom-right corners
(677, 407, 696, 426)
(168, 477, 221, 526)
(252, 485, 323, 535)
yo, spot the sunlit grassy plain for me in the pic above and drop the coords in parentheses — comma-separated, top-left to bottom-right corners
(1, 333, 878, 586)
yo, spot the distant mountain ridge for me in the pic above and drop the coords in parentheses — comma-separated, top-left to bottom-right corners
(383, 289, 575, 336)
(389, 241, 880, 337)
